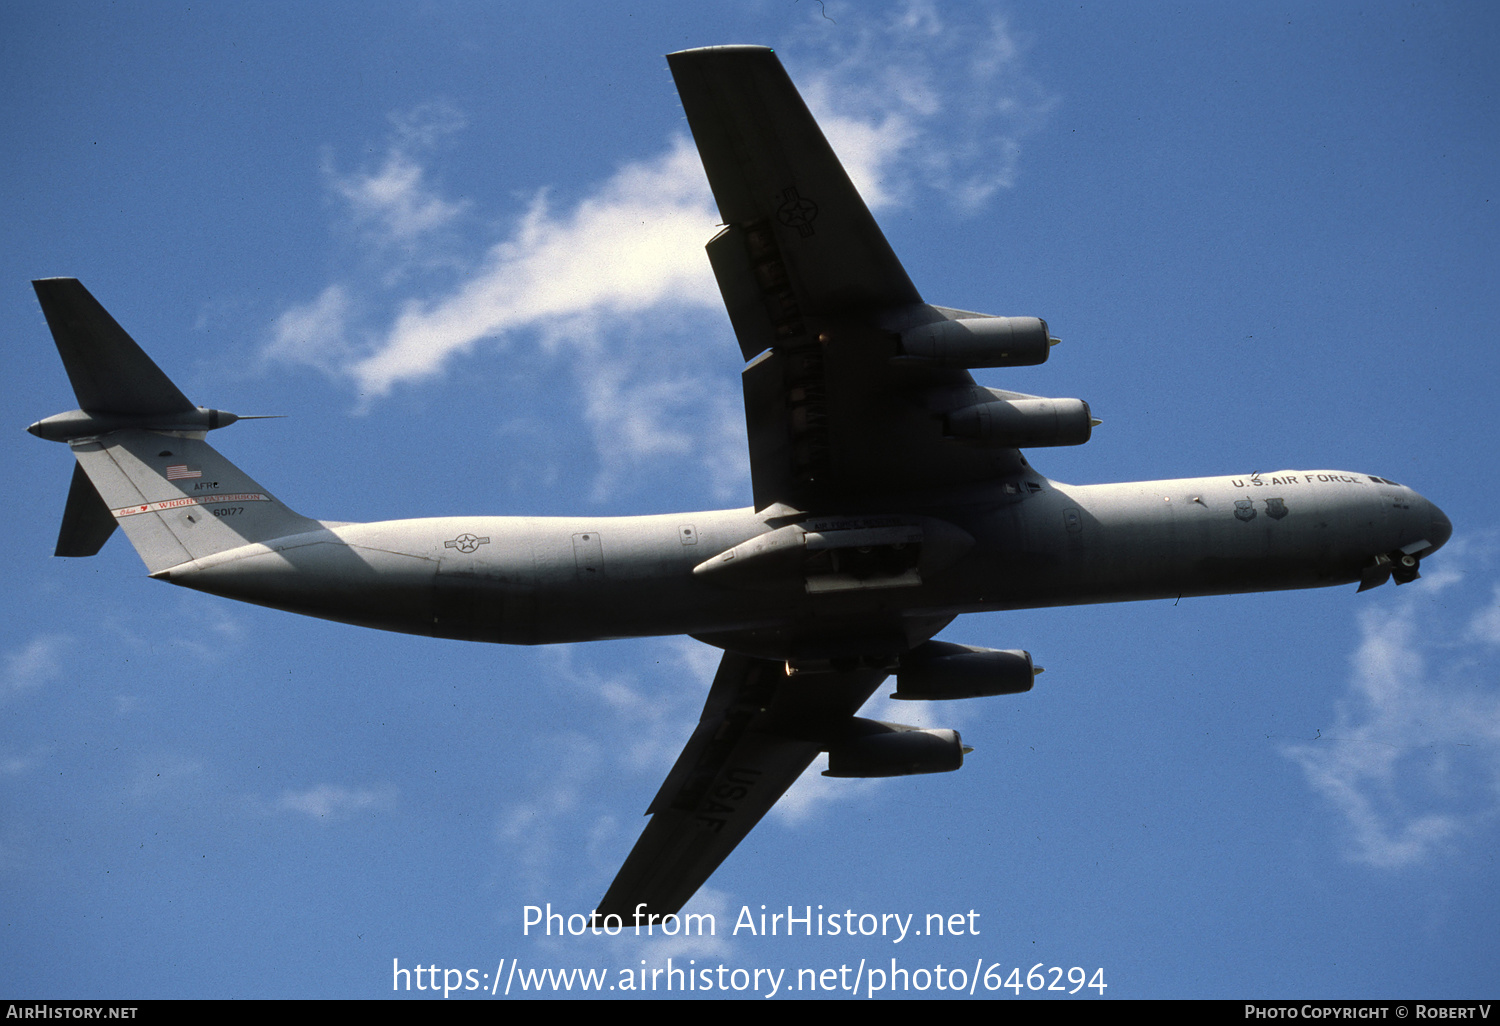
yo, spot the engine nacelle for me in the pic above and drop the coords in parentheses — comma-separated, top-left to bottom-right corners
(823, 719, 966, 778)
(944, 397, 1093, 448)
(897, 316, 1053, 368)
(894, 642, 1038, 701)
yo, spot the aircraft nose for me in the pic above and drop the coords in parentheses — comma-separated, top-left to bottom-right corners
(1422, 497, 1452, 554)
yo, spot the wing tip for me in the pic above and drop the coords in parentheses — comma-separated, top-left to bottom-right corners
(31, 277, 84, 297)
(666, 44, 776, 64)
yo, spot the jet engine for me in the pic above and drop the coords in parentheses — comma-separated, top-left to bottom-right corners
(893, 642, 1040, 700)
(944, 397, 1094, 448)
(897, 316, 1055, 368)
(823, 718, 967, 777)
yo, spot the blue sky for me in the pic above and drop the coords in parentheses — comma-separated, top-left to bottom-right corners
(3, 0, 1497, 1000)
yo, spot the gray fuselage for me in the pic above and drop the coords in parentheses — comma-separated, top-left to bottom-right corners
(157, 468, 1450, 660)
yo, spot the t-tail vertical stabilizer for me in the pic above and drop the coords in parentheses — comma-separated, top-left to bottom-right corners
(27, 278, 321, 572)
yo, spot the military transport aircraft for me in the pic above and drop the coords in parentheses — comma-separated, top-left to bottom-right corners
(28, 46, 1450, 923)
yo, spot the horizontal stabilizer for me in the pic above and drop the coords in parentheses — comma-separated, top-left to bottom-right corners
(33, 278, 195, 416)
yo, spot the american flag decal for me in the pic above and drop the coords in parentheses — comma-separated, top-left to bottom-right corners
(165, 464, 202, 480)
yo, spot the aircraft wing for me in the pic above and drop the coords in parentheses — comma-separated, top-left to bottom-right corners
(594, 651, 886, 921)
(668, 46, 1027, 512)
(598, 45, 1006, 927)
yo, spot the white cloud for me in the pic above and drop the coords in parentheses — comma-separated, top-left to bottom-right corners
(347, 138, 719, 395)
(263, 6, 1052, 498)
(0, 750, 40, 776)
(266, 284, 355, 376)
(496, 731, 604, 895)
(562, 311, 747, 503)
(325, 101, 471, 264)
(1466, 584, 1500, 646)
(2, 635, 67, 701)
(548, 640, 714, 776)
(495, 641, 719, 896)
(789, 0, 1055, 211)
(773, 751, 877, 827)
(331, 149, 468, 244)
(276, 783, 394, 820)
(272, 136, 719, 401)
(161, 599, 248, 662)
(1283, 567, 1500, 868)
